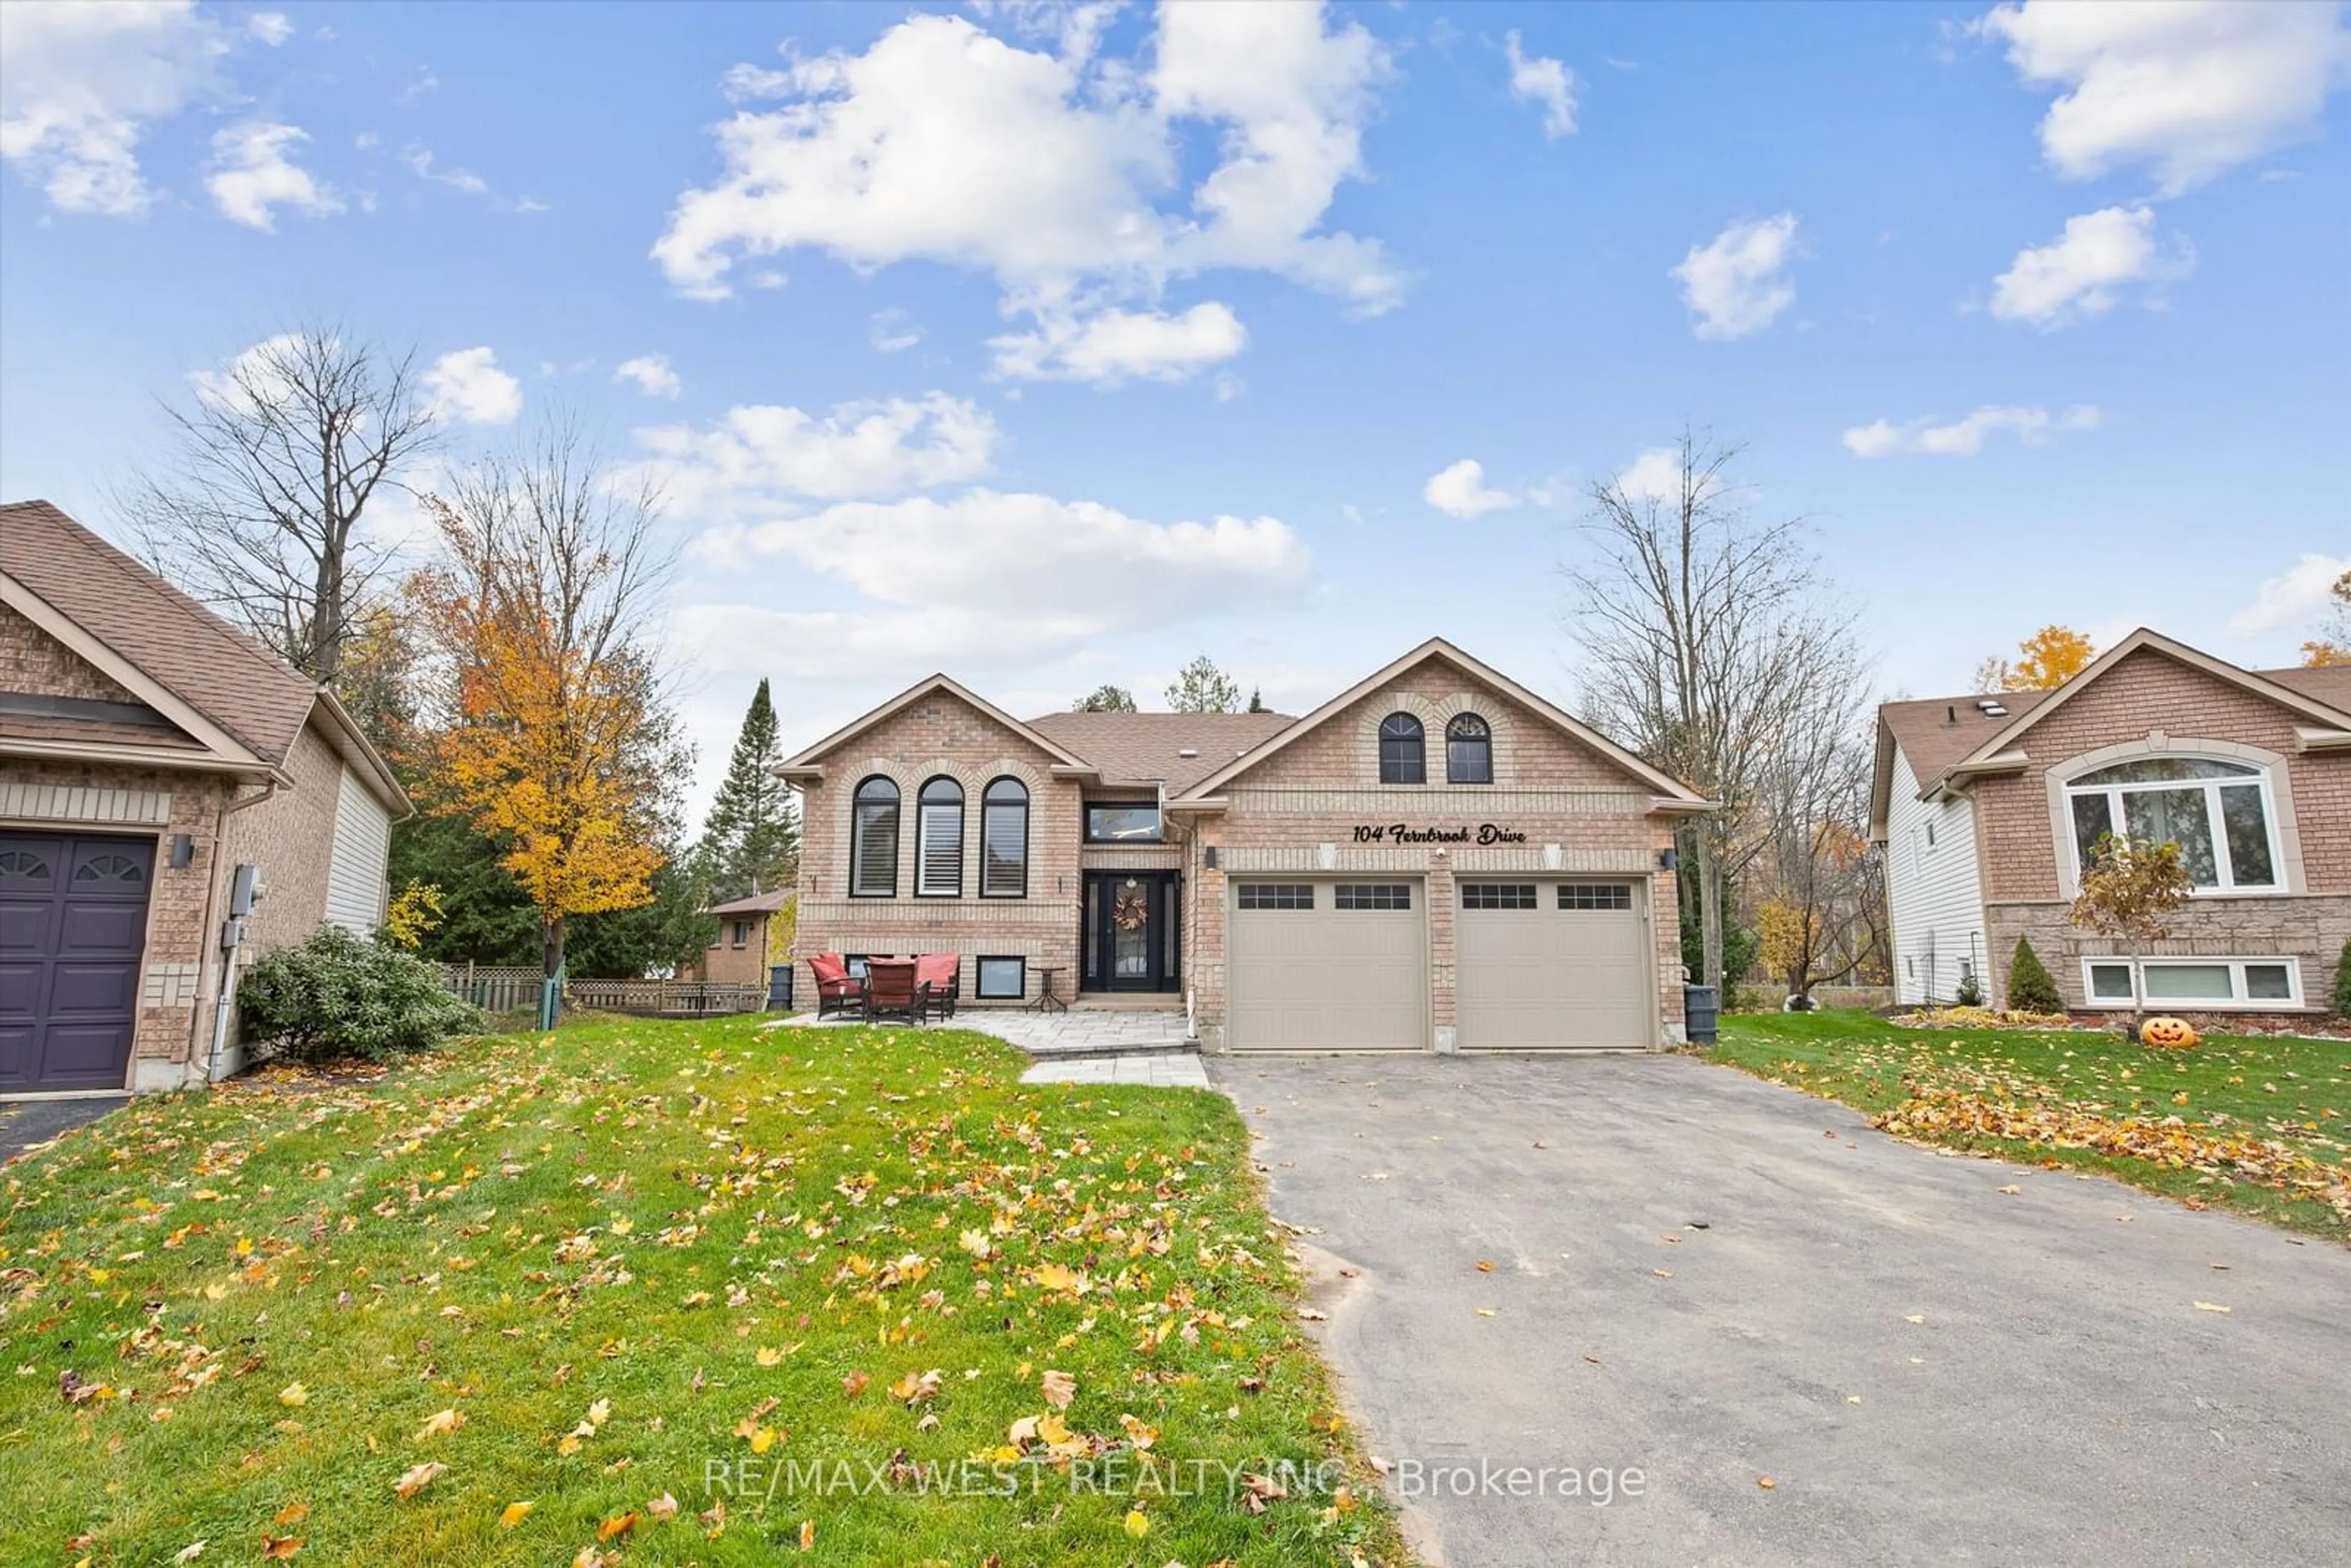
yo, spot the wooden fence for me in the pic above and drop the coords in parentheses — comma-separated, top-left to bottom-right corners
(438, 967, 769, 1019)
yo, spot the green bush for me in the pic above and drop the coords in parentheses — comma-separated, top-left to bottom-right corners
(2334, 939, 2351, 1018)
(1954, 968, 1984, 1008)
(239, 925, 481, 1063)
(2006, 936, 2064, 1014)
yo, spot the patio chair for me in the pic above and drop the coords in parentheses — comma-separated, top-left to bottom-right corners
(810, 953, 864, 1020)
(861, 958, 932, 1026)
(913, 953, 961, 1019)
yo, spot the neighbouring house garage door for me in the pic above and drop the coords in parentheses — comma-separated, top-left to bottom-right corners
(1455, 880, 1652, 1050)
(1227, 879, 1426, 1052)
(0, 833, 154, 1090)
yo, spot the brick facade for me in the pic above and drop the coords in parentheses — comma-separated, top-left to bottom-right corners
(1962, 648, 2351, 1013)
(3, 611, 384, 1089)
(788, 652, 1692, 1048)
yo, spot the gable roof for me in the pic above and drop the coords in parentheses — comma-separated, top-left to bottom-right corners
(708, 889, 790, 917)
(1940, 628, 2351, 784)
(1872, 630, 2351, 835)
(1027, 710, 1295, 793)
(776, 673, 1100, 778)
(1, 500, 410, 814)
(1176, 637, 1714, 806)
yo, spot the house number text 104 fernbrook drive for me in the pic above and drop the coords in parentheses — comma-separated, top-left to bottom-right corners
(1352, 823, 1529, 845)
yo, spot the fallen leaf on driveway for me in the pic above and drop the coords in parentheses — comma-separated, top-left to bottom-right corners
(1296, 1307, 1327, 1321)
(1997, 1185, 2021, 1195)
(2194, 1301, 2231, 1314)
(1651, 1269, 1673, 1278)
(1474, 1308, 1496, 1317)
(1757, 1476, 1777, 1490)
(1904, 1315, 1925, 1324)
(1475, 1261, 1494, 1272)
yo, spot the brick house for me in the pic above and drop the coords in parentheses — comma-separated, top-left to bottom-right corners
(1871, 628, 2351, 1016)
(780, 639, 1712, 1051)
(2, 500, 412, 1093)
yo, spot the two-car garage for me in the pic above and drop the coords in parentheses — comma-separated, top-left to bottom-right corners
(1224, 876, 1654, 1052)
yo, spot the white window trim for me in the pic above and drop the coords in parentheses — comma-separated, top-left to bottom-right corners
(2061, 760, 2287, 898)
(2049, 741, 2303, 899)
(2077, 956, 2304, 1011)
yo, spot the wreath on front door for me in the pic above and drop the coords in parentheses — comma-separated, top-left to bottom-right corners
(1111, 885, 1149, 933)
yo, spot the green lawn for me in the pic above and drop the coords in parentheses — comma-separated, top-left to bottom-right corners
(0, 1021, 1402, 1566)
(1708, 1010, 2351, 1242)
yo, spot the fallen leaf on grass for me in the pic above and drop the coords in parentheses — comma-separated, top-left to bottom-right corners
(841, 1371, 869, 1399)
(799, 1518, 816, 1551)
(597, 1512, 639, 1542)
(415, 1408, 465, 1441)
(499, 1502, 536, 1528)
(172, 1545, 204, 1565)
(272, 1502, 309, 1527)
(647, 1493, 678, 1523)
(277, 1384, 308, 1407)
(1123, 1509, 1150, 1538)
(261, 1536, 302, 1560)
(1040, 1370, 1076, 1409)
(394, 1461, 446, 1500)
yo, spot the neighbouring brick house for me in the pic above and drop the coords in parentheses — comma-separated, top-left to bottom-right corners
(780, 639, 1711, 1052)
(2, 500, 411, 1093)
(1872, 628, 2351, 1016)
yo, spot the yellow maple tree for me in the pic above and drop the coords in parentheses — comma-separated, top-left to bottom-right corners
(1976, 625, 2094, 691)
(2303, 569, 2350, 666)
(407, 440, 675, 978)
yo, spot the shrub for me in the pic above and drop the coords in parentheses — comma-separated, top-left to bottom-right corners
(1954, 969, 1984, 1008)
(239, 925, 481, 1064)
(2007, 937, 2064, 1014)
(2335, 939, 2351, 1018)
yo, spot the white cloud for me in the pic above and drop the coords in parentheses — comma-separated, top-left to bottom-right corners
(635, 393, 1000, 509)
(423, 347, 523, 425)
(1973, 1, 2351, 194)
(614, 353, 683, 400)
(653, 4, 1397, 386)
(205, 121, 342, 230)
(870, 309, 921, 354)
(1607, 446, 1730, 508)
(990, 301, 1247, 384)
(1843, 403, 2100, 457)
(1671, 214, 1799, 339)
(706, 490, 1308, 632)
(2230, 552, 2351, 636)
(1989, 204, 2186, 326)
(0, 0, 223, 216)
(247, 11, 293, 46)
(1423, 459, 1518, 519)
(403, 144, 489, 196)
(1504, 31, 1577, 139)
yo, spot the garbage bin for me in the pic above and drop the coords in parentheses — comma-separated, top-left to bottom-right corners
(1683, 984, 1719, 1045)
(767, 964, 794, 1012)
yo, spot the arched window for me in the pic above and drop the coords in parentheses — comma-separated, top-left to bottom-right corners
(916, 776, 965, 896)
(2065, 756, 2278, 891)
(980, 777, 1029, 898)
(1446, 713, 1493, 784)
(1378, 713, 1425, 784)
(850, 776, 900, 897)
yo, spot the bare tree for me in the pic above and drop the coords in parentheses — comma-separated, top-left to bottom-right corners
(1563, 429, 1864, 992)
(125, 324, 438, 685)
(1751, 701, 1881, 1003)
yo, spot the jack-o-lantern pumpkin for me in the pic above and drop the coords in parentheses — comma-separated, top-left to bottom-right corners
(2138, 1015, 2199, 1050)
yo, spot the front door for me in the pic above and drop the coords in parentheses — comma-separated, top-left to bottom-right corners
(0, 833, 155, 1090)
(1082, 871, 1179, 992)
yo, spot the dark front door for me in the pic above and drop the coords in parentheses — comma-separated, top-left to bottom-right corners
(0, 833, 154, 1091)
(1082, 871, 1180, 993)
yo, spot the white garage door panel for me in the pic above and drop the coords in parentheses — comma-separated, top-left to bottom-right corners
(1228, 882, 1425, 1052)
(1457, 882, 1651, 1050)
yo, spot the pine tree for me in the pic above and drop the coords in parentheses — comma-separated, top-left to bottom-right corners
(2333, 938, 2351, 1017)
(2006, 936, 2063, 1013)
(699, 679, 801, 902)
(1247, 688, 1267, 713)
(1165, 655, 1242, 713)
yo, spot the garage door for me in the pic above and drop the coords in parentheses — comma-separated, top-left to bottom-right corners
(1455, 880, 1651, 1050)
(1228, 880, 1425, 1052)
(0, 833, 154, 1090)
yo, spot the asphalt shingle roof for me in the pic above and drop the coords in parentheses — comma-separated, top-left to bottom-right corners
(1026, 710, 1297, 793)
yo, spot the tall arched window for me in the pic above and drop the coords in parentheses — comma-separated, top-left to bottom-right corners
(2065, 756, 2278, 891)
(980, 776, 1029, 898)
(1446, 713, 1493, 784)
(1378, 713, 1425, 784)
(916, 776, 966, 896)
(850, 776, 899, 897)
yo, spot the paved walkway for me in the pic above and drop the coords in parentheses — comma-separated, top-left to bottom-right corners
(1021, 1052, 1212, 1087)
(954, 1008, 1193, 1056)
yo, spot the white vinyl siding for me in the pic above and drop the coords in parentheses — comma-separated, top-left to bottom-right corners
(1883, 745, 1985, 1006)
(324, 765, 392, 934)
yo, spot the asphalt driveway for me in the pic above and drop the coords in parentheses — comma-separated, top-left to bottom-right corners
(0, 1096, 126, 1161)
(1214, 1052, 2351, 1567)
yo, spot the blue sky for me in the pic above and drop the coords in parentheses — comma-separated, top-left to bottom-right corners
(4, 1, 2347, 817)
